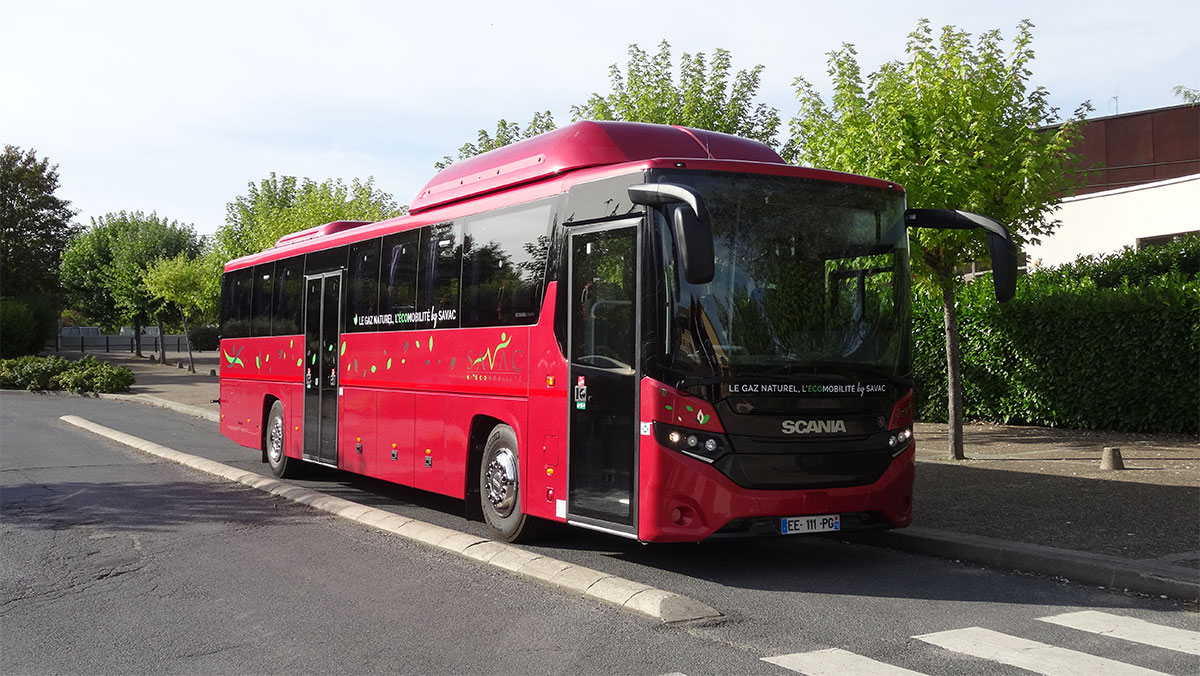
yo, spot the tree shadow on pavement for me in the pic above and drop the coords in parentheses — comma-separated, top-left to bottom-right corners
(913, 462, 1200, 559)
(2, 479, 316, 532)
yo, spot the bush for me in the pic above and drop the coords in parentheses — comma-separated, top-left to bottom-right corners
(914, 237, 1199, 434)
(0, 355, 134, 393)
(1, 354, 74, 389)
(0, 298, 42, 357)
(188, 325, 220, 351)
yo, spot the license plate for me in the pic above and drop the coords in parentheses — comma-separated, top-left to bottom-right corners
(780, 514, 841, 535)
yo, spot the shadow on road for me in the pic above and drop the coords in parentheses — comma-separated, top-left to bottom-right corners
(2, 479, 315, 532)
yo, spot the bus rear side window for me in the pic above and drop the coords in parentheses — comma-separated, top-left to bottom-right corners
(220, 268, 253, 338)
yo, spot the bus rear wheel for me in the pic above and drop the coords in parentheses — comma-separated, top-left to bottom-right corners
(480, 424, 541, 543)
(265, 400, 302, 479)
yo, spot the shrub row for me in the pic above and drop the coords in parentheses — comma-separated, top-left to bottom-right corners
(913, 238, 1199, 434)
(0, 355, 135, 393)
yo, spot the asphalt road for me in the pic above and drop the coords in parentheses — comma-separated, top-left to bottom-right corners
(3, 391, 1198, 675)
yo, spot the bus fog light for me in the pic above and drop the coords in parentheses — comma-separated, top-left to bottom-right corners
(704, 438, 718, 452)
(668, 431, 682, 445)
(686, 435, 699, 448)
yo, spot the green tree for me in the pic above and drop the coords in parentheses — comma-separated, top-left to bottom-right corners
(215, 173, 403, 262)
(787, 19, 1089, 459)
(144, 253, 213, 372)
(1174, 85, 1200, 105)
(1, 146, 79, 352)
(435, 111, 556, 170)
(572, 41, 781, 146)
(1, 145, 78, 298)
(61, 211, 201, 359)
(206, 173, 404, 316)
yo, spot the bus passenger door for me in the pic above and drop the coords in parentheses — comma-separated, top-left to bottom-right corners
(566, 222, 639, 533)
(303, 272, 342, 466)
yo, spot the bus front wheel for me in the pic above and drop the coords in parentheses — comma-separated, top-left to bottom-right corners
(480, 424, 540, 543)
(265, 400, 302, 479)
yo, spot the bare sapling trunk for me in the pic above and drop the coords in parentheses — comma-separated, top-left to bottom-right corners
(157, 320, 167, 365)
(182, 316, 195, 373)
(942, 281, 965, 460)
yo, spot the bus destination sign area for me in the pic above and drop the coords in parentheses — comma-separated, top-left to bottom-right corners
(728, 382, 888, 397)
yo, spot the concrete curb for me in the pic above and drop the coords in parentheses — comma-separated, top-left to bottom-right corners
(97, 393, 219, 423)
(845, 526, 1200, 601)
(59, 415, 722, 624)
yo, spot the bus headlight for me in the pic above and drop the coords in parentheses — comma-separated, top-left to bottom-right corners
(888, 427, 913, 456)
(654, 422, 729, 464)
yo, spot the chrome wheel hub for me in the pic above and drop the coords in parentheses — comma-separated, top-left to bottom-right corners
(267, 416, 284, 464)
(485, 447, 518, 517)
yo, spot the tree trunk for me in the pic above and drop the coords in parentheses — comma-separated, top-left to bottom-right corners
(941, 281, 965, 460)
(182, 316, 195, 373)
(133, 320, 143, 358)
(157, 319, 167, 365)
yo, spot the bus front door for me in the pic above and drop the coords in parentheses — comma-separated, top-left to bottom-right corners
(303, 272, 341, 466)
(566, 222, 639, 534)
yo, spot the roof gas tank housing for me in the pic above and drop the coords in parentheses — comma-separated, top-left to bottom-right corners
(409, 121, 786, 214)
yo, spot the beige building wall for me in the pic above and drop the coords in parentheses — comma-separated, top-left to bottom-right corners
(1029, 174, 1200, 268)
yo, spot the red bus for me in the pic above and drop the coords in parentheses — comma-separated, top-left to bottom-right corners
(218, 121, 1015, 543)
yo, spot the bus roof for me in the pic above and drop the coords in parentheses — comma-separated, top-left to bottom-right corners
(408, 120, 786, 214)
(225, 122, 904, 272)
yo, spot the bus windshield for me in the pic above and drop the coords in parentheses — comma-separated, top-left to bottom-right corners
(658, 172, 911, 383)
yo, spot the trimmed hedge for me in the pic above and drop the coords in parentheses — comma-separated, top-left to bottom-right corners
(914, 237, 1199, 434)
(187, 325, 219, 351)
(0, 355, 135, 393)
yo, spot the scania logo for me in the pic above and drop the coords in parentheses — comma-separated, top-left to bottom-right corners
(781, 419, 847, 435)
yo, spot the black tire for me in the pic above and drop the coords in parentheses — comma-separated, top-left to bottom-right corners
(264, 400, 303, 479)
(480, 425, 541, 543)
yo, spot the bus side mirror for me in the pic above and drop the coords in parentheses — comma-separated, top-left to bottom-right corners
(628, 183, 714, 285)
(904, 208, 1018, 303)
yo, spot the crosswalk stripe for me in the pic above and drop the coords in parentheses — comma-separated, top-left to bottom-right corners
(761, 648, 927, 675)
(1038, 610, 1200, 656)
(915, 626, 1170, 676)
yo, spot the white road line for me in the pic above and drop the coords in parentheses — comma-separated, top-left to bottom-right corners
(915, 626, 1170, 676)
(762, 648, 927, 675)
(1039, 610, 1200, 656)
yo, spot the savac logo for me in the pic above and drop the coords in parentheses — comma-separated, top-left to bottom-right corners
(781, 419, 847, 435)
(465, 332, 525, 382)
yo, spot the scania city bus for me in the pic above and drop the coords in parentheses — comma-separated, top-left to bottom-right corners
(218, 121, 1015, 542)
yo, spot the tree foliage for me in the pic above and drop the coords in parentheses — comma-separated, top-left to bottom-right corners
(0, 145, 79, 299)
(61, 211, 201, 353)
(1174, 85, 1200, 105)
(435, 112, 556, 170)
(214, 173, 404, 263)
(203, 173, 404, 319)
(145, 253, 213, 372)
(572, 41, 781, 146)
(787, 19, 1089, 458)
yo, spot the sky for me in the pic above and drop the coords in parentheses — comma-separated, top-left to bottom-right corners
(4, 0, 1198, 237)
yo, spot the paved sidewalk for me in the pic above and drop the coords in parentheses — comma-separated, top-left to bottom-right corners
(58, 350, 1200, 599)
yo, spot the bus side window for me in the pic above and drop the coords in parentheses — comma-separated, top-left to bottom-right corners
(381, 230, 419, 321)
(272, 257, 304, 335)
(250, 262, 275, 337)
(461, 203, 551, 327)
(220, 268, 253, 339)
(347, 238, 382, 332)
(417, 222, 461, 329)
